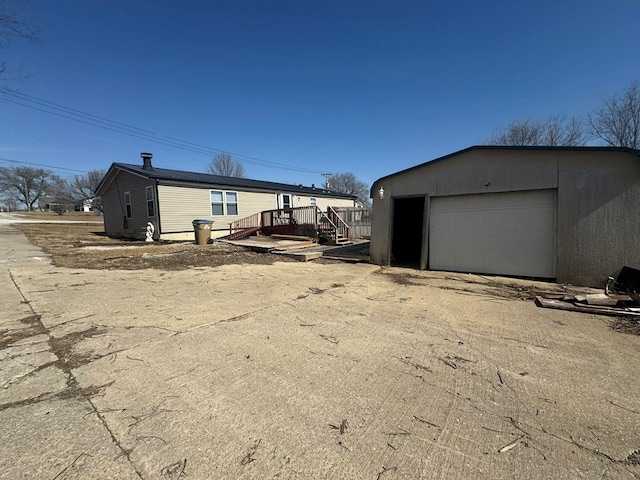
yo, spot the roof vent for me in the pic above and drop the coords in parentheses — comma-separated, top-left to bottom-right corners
(141, 152, 153, 170)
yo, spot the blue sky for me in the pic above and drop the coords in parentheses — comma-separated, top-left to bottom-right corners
(1, 0, 639, 189)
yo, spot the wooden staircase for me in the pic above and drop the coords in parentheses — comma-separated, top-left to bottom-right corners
(318, 207, 350, 245)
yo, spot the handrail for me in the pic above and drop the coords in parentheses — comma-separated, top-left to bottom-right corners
(229, 212, 262, 239)
(326, 206, 350, 239)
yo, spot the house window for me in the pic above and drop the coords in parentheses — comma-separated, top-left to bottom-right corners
(226, 192, 238, 216)
(211, 190, 224, 215)
(279, 193, 291, 209)
(310, 197, 317, 207)
(210, 190, 239, 216)
(124, 191, 132, 218)
(145, 186, 155, 217)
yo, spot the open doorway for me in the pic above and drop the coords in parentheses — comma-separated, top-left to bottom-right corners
(391, 197, 425, 268)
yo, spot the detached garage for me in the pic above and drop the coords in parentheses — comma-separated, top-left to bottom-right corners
(370, 146, 640, 287)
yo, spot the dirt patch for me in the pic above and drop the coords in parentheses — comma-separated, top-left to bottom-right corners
(15, 223, 296, 270)
(381, 270, 585, 301)
(50, 327, 109, 371)
(0, 315, 47, 349)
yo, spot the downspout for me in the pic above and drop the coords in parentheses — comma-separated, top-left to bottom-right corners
(154, 180, 161, 240)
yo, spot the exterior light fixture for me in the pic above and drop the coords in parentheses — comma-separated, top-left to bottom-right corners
(378, 186, 385, 199)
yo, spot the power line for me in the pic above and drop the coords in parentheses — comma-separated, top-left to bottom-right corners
(0, 87, 326, 175)
(0, 157, 89, 174)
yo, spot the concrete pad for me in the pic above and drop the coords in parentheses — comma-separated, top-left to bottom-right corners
(0, 399, 140, 480)
(1, 223, 640, 479)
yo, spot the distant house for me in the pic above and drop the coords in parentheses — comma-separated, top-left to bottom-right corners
(95, 153, 357, 241)
(38, 197, 76, 212)
(370, 145, 640, 287)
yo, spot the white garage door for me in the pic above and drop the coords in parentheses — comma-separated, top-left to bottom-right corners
(429, 190, 556, 278)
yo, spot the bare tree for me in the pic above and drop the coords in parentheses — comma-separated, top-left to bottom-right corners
(53, 169, 105, 212)
(588, 82, 640, 149)
(0, 0, 40, 79)
(488, 119, 543, 146)
(0, 166, 58, 210)
(488, 115, 584, 146)
(328, 172, 370, 205)
(543, 115, 584, 146)
(207, 152, 245, 178)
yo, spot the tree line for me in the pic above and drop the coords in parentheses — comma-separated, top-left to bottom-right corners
(488, 82, 640, 148)
(0, 166, 104, 213)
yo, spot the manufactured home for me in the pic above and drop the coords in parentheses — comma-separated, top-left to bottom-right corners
(96, 153, 357, 241)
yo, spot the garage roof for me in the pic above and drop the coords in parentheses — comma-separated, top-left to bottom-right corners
(371, 145, 640, 197)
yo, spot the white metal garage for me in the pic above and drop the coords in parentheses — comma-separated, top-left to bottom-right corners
(429, 189, 557, 278)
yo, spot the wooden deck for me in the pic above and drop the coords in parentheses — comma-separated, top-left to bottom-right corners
(222, 237, 370, 263)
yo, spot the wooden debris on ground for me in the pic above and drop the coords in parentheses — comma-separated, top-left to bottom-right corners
(534, 290, 640, 318)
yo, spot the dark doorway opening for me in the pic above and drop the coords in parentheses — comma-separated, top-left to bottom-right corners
(391, 197, 425, 268)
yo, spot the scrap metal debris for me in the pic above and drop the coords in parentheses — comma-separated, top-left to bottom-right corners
(535, 295, 640, 317)
(536, 266, 640, 318)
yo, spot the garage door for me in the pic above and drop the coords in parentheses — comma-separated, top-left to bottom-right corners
(429, 190, 556, 278)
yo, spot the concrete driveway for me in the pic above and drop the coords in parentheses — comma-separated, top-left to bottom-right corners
(1, 223, 639, 479)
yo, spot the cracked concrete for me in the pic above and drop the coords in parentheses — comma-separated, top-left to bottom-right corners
(1, 221, 640, 479)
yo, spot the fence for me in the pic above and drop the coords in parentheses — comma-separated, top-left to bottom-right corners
(332, 207, 371, 239)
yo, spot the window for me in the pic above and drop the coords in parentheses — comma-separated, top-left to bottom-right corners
(211, 190, 224, 215)
(310, 197, 317, 207)
(210, 190, 239, 216)
(226, 192, 238, 216)
(145, 186, 155, 217)
(124, 191, 132, 218)
(278, 193, 292, 209)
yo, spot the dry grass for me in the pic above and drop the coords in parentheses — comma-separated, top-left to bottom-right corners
(13, 211, 101, 221)
(610, 317, 640, 336)
(14, 222, 294, 270)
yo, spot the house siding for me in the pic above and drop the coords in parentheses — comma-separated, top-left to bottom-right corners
(297, 195, 355, 210)
(371, 149, 640, 287)
(157, 184, 356, 239)
(101, 172, 159, 239)
(157, 184, 276, 237)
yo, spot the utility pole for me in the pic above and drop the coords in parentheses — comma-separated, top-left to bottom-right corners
(321, 173, 331, 190)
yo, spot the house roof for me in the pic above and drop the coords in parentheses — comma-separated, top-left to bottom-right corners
(370, 145, 640, 196)
(96, 162, 357, 199)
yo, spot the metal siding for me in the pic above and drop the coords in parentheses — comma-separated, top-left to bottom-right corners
(429, 190, 557, 278)
(102, 172, 158, 238)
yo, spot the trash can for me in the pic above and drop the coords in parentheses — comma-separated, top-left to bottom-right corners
(192, 219, 214, 245)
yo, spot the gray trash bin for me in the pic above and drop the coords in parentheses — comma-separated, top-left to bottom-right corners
(192, 219, 214, 245)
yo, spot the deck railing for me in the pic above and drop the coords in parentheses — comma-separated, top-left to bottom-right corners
(229, 212, 262, 239)
(261, 206, 318, 228)
(331, 207, 370, 239)
(230, 205, 351, 241)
